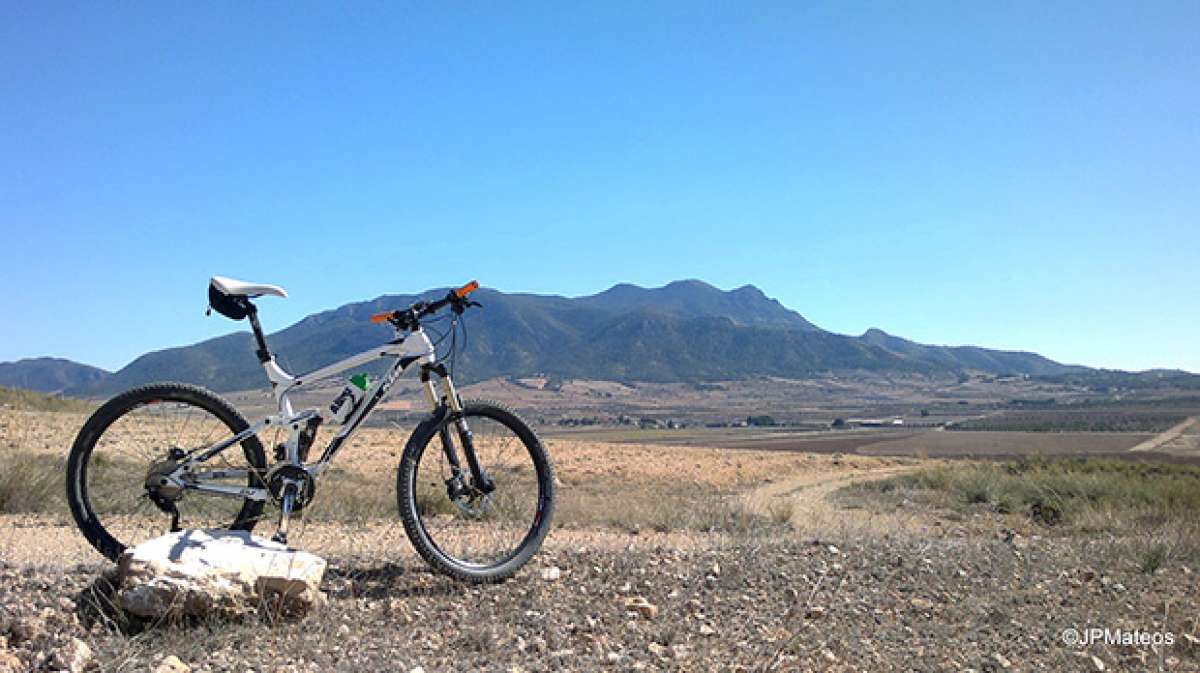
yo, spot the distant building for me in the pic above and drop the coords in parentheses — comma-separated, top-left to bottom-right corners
(847, 417, 904, 428)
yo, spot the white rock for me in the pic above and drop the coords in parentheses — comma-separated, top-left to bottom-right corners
(154, 655, 191, 673)
(51, 637, 92, 673)
(117, 529, 327, 621)
(541, 566, 562, 581)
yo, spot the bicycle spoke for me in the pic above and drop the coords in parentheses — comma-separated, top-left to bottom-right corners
(413, 411, 543, 568)
(70, 386, 267, 559)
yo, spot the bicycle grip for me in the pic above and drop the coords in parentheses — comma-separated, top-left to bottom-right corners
(455, 280, 480, 298)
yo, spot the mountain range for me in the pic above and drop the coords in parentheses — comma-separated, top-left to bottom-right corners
(0, 357, 110, 394)
(1, 280, 1191, 397)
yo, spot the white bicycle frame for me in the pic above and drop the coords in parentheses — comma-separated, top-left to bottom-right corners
(175, 325, 466, 503)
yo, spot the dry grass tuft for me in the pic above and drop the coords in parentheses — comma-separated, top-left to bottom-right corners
(839, 456, 1200, 565)
(0, 452, 66, 513)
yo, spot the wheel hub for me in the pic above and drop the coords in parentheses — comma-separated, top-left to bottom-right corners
(144, 454, 185, 500)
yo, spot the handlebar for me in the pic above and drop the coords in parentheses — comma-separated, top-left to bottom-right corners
(370, 280, 481, 329)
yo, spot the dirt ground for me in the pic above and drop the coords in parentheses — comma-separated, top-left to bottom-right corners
(2, 407, 1199, 671)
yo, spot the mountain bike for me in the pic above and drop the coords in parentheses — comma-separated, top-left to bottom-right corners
(66, 277, 555, 583)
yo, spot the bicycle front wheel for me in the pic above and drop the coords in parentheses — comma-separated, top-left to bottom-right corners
(397, 400, 554, 583)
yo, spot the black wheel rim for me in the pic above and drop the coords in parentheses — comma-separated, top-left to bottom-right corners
(410, 410, 548, 570)
(76, 393, 266, 556)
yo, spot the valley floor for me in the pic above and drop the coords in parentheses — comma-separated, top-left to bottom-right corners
(1, 409, 1198, 671)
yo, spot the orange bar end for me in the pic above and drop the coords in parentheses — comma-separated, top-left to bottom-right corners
(455, 280, 480, 298)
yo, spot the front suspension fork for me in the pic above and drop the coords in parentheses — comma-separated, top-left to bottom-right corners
(422, 367, 495, 495)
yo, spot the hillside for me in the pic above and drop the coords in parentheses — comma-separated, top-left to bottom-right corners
(0, 357, 109, 394)
(56, 280, 1094, 397)
(858, 328, 1087, 377)
(575, 280, 819, 331)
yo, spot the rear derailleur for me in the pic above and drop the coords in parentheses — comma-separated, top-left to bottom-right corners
(144, 447, 187, 532)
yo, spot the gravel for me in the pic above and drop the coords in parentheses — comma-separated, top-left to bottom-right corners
(1, 531, 1197, 672)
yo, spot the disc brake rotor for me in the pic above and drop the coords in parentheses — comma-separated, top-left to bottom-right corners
(452, 491, 494, 517)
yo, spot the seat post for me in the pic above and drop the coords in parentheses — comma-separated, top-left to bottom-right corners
(245, 302, 272, 363)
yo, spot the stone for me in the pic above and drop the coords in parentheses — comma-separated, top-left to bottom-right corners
(909, 598, 934, 611)
(154, 655, 191, 673)
(117, 529, 327, 621)
(1090, 655, 1106, 671)
(9, 617, 44, 642)
(0, 651, 23, 673)
(541, 566, 562, 581)
(698, 623, 717, 636)
(51, 637, 93, 673)
(623, 596, 659, 620)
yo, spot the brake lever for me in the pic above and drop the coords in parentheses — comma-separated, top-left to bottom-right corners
(451, 299, 482, 315)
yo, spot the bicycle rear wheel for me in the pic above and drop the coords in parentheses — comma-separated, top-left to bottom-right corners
(397, 400, 554, 583)
(66, 383, 268, 562)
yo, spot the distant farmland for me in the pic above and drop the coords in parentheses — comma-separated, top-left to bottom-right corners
(946, 410, 1190, 433)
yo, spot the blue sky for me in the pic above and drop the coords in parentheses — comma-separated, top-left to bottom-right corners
(2, 2, 1197, 373)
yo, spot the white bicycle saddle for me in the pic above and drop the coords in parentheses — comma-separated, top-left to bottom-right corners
(210, 276, 289, 299)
